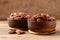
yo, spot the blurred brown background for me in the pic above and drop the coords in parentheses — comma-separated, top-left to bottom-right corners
(0, 0, 60, 20)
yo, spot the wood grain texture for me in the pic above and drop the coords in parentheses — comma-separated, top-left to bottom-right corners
(0, 0, 60, 19)
(0, 20, 60, 40)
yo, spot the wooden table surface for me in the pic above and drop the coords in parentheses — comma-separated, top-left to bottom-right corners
(0, 20, 60, 40)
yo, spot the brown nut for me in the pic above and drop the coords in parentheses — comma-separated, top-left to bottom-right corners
(48, 17, 55, 21)
(25, 15, 31, 18)
(9, 28, 16, 30)
(14, 17, 20, 20)
(16, 29, 25, 35)
(8, 30, 16, 34)
(8, 28, 16, 34)
(37, 19, 43, 22)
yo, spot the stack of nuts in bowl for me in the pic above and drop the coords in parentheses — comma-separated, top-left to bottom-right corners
(28, 13, 56, 35)
(7, 12, 30, 34)
(7, 12, 56, 35)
